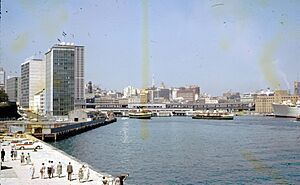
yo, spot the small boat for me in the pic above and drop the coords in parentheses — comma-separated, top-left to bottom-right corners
(128, 109, 152, 119)
(192, 111, 234, 120)
(296, 115, 300, 121)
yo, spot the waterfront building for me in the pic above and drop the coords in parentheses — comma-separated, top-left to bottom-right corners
(140, 90, 148, 104)
(5, 76, 20, 103)
(45, 43, 85, 116)
(20, 58, 45, 110)
(294, 81, 300, 95)
(123, 86, 139, 98)
(0, 67, 5, 90)
(255, 90, 299, 113)
(33, 89, 45, 115)
(177, 86, 200, 102)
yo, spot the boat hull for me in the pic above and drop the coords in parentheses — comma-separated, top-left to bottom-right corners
(192, 115, 234, 120)
(128, 113, 152, 119)
(272, 103, 300, 118)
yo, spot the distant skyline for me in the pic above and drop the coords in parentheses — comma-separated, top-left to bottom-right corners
(1, 0, 300, 95)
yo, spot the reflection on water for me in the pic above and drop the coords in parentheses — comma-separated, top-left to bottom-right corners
(51, 116, 300, 184)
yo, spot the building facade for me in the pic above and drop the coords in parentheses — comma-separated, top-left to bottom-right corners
(177, 86, 200, 102)
(20, 59, 45, 109)
(33, 89, 45, 115)
(0, 67, 5, 90)
(294, 81, 300, 95)
(6, 77, 20, 103)
(255, 90, 299, 113)
(45, 43, 85, 116)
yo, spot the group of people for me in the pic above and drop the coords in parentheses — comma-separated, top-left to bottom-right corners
(1, 147, 129, 184)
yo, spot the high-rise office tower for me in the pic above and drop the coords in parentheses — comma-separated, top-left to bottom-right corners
(6, 76, 20, 103)
(45, 43, 85, 116)
(20, 59, 45, 109)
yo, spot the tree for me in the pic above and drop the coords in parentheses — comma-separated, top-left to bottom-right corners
(0, 89, 8, 102)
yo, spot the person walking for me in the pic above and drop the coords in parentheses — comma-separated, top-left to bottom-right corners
(40, 163, 45, 179)
(20, 152, 25, 164)
(10, 149, 14, 160)
(78, 166, 84, 183)
(67, 162, 73, 181)
(13, 149, 17, 160)
(85, 165, 90, 182)
(30, 163, 35, 179)
(25, 153, 31, 165)
(56, 162, 62, 178)
(47, 161, 52, 179)
(51, 161, 55, 178)
(1, 149, 5, 162)
(102, 176, 108, 185)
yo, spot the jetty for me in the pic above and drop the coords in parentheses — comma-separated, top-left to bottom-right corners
(0, 136, 114, 185)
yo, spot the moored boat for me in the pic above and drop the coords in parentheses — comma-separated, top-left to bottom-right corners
(192, 111, 234, 120)
(128, 109, 152, 119)
(272, 101, 300, 118)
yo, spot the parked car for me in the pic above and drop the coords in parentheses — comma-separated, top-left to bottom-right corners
(14, 140, 42, 150)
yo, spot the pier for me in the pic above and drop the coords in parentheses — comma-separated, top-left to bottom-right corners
(0, 136, 114, 185)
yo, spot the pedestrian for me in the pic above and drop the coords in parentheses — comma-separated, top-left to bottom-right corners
(1, 149, 5, 162)
(26, 153, 31, 165)
(47, 161, 52, 179)
(11, 149, 14, 160)
(115, 176, 121, 185)
(40, 163, 45, 179)
(119, 174, 128, 185)
(102, 176, 108, 185)
(30, 163, 35, 179)
(13, 149, 17, 160)
(56, 162, 62, 178)
(51, 161, 55, 178)
(78, 165, 84, 183)
(85, 165, 90, 182)
(20, 152, 25, 164)
(67, 162, 73, 181)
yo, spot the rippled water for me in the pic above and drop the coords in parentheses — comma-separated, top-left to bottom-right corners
(51, 116, 300, 184)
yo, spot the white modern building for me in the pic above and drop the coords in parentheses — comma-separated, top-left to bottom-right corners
(45, 43, 85, 116)
(6, 76, 20, 103)
(33, 89, 45, 115)
(20, 58, 45, 110)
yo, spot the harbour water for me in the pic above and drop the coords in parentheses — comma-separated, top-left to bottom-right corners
(51, 116, 300, 184)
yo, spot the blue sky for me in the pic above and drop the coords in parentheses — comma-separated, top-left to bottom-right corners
(1, 0, 300, 95)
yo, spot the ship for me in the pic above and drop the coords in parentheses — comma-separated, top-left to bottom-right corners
(192, 111, 234, 120)
(272, 101, 300, 118)
(128, 109, 152, 119)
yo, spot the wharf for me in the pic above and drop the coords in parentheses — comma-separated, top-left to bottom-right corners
(2, 118, 117, 142)
(0, 138, 114, 185)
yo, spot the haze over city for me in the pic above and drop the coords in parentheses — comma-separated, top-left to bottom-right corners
(1, 0, 300, 95)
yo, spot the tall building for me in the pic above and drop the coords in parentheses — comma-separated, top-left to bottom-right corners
(294, 81, 300, 95)
(45, 43, 85, 116)
(0, 67, 6, 90)
(20, 59, 45, 109)
(6, 77, 20, 103)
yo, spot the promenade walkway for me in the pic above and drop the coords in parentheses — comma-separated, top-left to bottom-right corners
(0, 140, 114, 185)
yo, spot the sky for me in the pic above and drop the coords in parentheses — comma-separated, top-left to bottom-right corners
(0, 0, 300, 95)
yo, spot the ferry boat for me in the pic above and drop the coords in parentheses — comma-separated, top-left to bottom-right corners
(192, 111, 234, 120)
(128, 109, 152, 119)
(272, 101, 300, 118)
